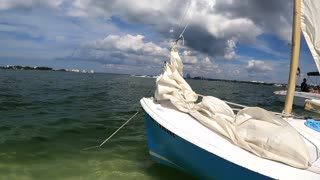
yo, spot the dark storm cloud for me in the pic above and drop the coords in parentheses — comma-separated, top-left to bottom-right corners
(1, 0, 293, 59)
(75, 0, 292, 58)
(183, 25, 226, 56)
(214, 0, 293, 41)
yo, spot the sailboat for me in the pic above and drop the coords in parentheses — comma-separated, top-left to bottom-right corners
(140, 0, 320, 179)
(274, 89, 320, 107)
(273, 0, 320, 108)
(274, 71, 320, 107)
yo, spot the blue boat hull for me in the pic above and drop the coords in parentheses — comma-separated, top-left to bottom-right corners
(144, 112, 271, 179)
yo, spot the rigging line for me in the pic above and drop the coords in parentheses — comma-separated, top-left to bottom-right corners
(177, 2, 191, 36)
(178, 21, 191, 45)
(175, 2, 192, 44)
(83, 63, 165, 151)
(291, 112, 320, 120)
(198, 93, 283, 116)
(298, 132, 319, 162)
(307, 76, 318, 87)
(147, 62, 167, 96)
(197, 93, 249, 108)
(82, 111, 140, 151)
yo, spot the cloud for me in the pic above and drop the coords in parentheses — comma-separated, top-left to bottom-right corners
(200, 57, 217, 68)
(0, 6, 119, 62)
(87, 34, 168, 56)
(0, 0, 63, 10)
(72, 34, 169, 66)
(246, 60, 273, 74)
(250, 38, 290, 60)
(214, 0, 293, 42)
(63, 0, 265, 58)
(73, 34, 222, 77)
(182, 55, 198, 64)
(0, 0, 302, 83)
(224, 38, 237, 60)
(183, 50, 192, 56)
(0, 0, 293, 59)
(183, 55, 219, 77)
(66, 0, 297, 57)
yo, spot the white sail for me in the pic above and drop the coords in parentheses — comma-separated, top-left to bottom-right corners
(142, 0, 320, 178)
(155, 43, 313, 169)
(301, 0, 320, 72)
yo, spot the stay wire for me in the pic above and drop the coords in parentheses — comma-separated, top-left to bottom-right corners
(83, 5, 190, 150)
(82, 111, 140, 150)
(82, 63, 166, 151)
(177, 3, 191, 37)
(175, 2, 192, 44)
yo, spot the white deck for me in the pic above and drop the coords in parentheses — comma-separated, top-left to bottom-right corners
(141, 97, 320, 180)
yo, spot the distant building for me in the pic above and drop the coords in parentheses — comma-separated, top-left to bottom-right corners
(186, 73, 192, 79)
(0, 65, 95, 74)
(71, 69, 80, 73)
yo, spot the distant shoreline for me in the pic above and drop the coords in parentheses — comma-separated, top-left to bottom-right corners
(1, 65, 288, 86)
(189, 76, 279, 86)
(0, 65, 95, 74)
(130, 74, 288, 87)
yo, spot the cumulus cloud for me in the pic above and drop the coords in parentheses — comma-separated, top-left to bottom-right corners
(76, 34, 219, 72)
(183, 50, 192, 56)
(183, 55, 219, 77)
(87, 34, 168, 56)
(0, 0, 63, 10)
(72, 34, 169, 66)
(0, 0, 293, 59)
(200, 57, 217, 68)
(180, 49, 198, 64)
(224, 38, 237, 60)
(63, 0, 292, 58)
(0, 0, 297, 82)
(63, 0, 272, 58)
(246, 60, 273, 74)
(183, 55, 198, 64)
(214, 0, 293, 42)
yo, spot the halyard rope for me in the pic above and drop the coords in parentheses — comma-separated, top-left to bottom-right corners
(175, 2, 192, 45)
(83, 111, 140, 150)
(197, 93, 249, 108)
(83, 63, 166, 151)
(83, 7, 193, 150)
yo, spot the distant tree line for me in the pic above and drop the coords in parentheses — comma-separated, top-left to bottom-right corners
(0, 65, 53, 71)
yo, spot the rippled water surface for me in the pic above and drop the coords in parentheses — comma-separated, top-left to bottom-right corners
(0, 69, 316, 179)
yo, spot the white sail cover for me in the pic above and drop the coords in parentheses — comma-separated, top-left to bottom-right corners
(155, 43, 312, 168)
(301, 0, 320, 73)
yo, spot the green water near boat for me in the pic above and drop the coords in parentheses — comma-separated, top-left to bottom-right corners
(0, 69, 316, 179)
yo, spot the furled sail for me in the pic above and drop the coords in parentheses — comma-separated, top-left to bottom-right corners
(301, 0, 320, 72)
(155, 43, 314, 169)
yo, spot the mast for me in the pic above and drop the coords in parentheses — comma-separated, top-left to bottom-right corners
(284, 0, 301, 115)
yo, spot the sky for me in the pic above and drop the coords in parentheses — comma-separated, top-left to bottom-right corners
(0, 0, 317, 83)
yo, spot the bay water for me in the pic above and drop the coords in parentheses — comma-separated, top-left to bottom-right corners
(0, 69, 315, 179)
